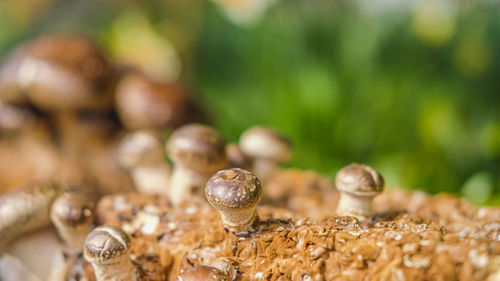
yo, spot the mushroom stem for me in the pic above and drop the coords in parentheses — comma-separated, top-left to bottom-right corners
(169, 166, 210, 205)
(219, 208, 259, 233)
(252, 158, 277, 182)
(130, 165, 171, 195)
(336, 193, 374, 218)
(91, 256, 136, 281)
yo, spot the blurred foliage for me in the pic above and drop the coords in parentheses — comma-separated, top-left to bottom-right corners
(0, 0, 499, 204)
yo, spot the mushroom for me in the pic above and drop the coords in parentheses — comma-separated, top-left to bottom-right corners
(0, 180, 66, 252)
(239, 126, 292, 182)
(335, 163, 385, 220)
(115, 73, 205, 131)
(166, 124, 227, 205)
(177, 266, 230, 281)
(205, 168, 262, 233)
(226, 143, 252, 170)
(83, 226, 136, 281)
(6, 34, 116, 112)
(50, 192, 94, 252)
(117, 130, 171, 195)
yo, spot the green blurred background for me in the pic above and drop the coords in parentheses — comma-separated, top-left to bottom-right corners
(1, 0, 499, 205)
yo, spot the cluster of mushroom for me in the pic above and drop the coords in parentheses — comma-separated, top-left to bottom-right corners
(0, 33, 205, 195)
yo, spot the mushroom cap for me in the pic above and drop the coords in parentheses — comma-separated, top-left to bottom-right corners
(239, 126, 292, 162)
(117, 130, 165, 169)
(335, 163, 385, 197)
(226, 143, 251, 170)
(115, 73, 206, 130)
(166, 124, 227, 173)
(50, 192, 93, 228)
(1, 34, 116, 111)
(84, 226, 131, 265)
(178, 266, 229, 281)
(205, 168, 262, 211)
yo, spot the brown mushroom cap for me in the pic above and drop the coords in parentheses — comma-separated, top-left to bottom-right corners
(1, 34, 116, 111)
(117, 130, 165, 169)
(50, 192, 93, 228)
(166, 124, 227, 173)
(84, 226, 131, 265)
(178, 266, 229, 281)
(239, 126, 292, 162)
(335, 163, 385, 197)
(115, 73, 205, 130)
(205, 168, 262, 211)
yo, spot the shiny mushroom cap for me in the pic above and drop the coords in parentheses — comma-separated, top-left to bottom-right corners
(115, 73, 205, 130)
(239, 126, 292, 162)
(117, 130, 165, 169)
(178, 266, 230, 281)
(335, 163, 385, 197)
(167, 124, 227, 173)
(84, 226, 131, 265)
(1, 34, 116, 111)
(50, 192, 93, 228)
(205, 168, 262, 212)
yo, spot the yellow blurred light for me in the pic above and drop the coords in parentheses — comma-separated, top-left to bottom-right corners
(453, 33, 490, 76)
(412, 0, 456, 47)
(109, 11, 181, 82)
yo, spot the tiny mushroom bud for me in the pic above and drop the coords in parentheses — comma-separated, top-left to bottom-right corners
(167, 124, 227, 205)
(117, 130, 171, 195)
(83, 226, 136, 281)
(177, 266, 230, 281)
(239, 126, 292, 182)
(50, 192, 94, 252)
(210, 257, 237, 280)
(335, 163, 385, 220)
(205, 168, 262, 233)
(226, 143, 252, 170)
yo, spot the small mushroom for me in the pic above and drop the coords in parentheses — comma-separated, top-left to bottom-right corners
(239, 126, 292, 182)
(205, 168, 262, 233)
(335, 163, 385, 220)
(210, 257, 237, 280)
(115, 73, 206, 131)
(83, 226, 136, 281)
(177, 266, 230, 281)
(50, 192, 94, 252)
(117, 130, 171, 195)
(226, 143, 252, 170)
(167, 124, 227, 205)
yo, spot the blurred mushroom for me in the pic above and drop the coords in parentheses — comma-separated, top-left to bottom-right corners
(117, 130, 170, 195)
(205, 168, 262, 233)
(167, 124, 227, 205)
(335, 163, 385, 220)
(239, 126, 292, 182)
(4, 34, 116, 111)
(50, 192, 94, 252)
(84, 226, 136, 281)
(226, 143, 252, 170)
(115, 73, 205, 131)
(0, 180, 66, 252)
